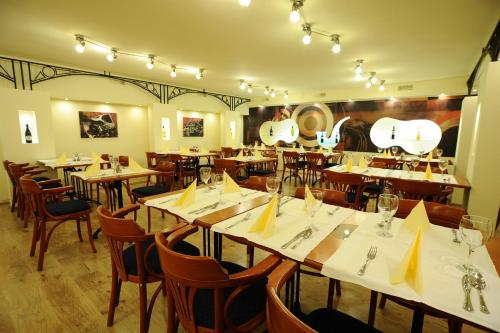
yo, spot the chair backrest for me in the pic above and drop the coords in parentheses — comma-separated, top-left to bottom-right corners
(323, 171, 367, 209)
(369, 161, 386, 169)
(394, 199, 465, 229)
(305, 152, 325, 170)
(118, 155, 129, 167)
(221, 147, 234, 158)
(101, 154, 110, 161)
(2, 160, 16, 186)
(155, 161, 176, 189)
(294, 187, 349, 207)
(283, 151, 300, 167)
(391, 178, 447, 202)
(214, 159, 238, 178)
(414, 165, 446, 174)
(8, 163, 29, 189)
(96, 205, 152, 282)
(240, 176, 268, 192)
(266, 260, 315, 333)
(19, 175, 46, 220)
(145, 152, 157, 168)
(372, 157, 399, 169)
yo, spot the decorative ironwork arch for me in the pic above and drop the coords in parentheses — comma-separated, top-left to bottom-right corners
(0, 56, 250, 110)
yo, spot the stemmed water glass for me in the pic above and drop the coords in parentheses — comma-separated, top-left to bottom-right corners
(265, 176, 281, 200)
(200, 167, 211, 192)
(438, 159, 448, 179)
(377, 194, 399, 238)
(365, 155, 373, 166)
(377, 147, 383, 154)
(436, 148, 443, 158)
(459, 215, 492, 276)
(306, 190, 323, 229)
(214, 173, 225, 204)
(411, 157, 420, 177)
(391, 146, 398, 156)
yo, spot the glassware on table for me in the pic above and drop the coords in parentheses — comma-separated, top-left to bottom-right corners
(305, 189, 323, 229)
(377, 147, 383, 154)
(214, 173, 225, 204)
(459, 215, 492, 276)
(438, 159, 448, 178)
(411, 157, 420, 176)
(436, 148, 443, 158)
(265, 176, 281, 200)
(200, 167, 212, 192)
(391, 146, 398, 155)
(399, 152, 406, 161)
(365, 155, 373, 166)
(377, 194, 399, 238)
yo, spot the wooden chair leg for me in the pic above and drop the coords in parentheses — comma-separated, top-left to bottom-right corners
(85, 214, 97, 253)
(37, 221, 47, 271)
(335, 279, 341, 296)
(76, 219, 83, 241)
(447, 318, 463, 333)
(30, 218, 39, 257)
(411, 308, 425, 333)
(327, 278, 335, 309)
(23, 198, 31, 228)
(247, 245, 254, 268)
(107, 265, 119, 326)
(147, 207, 151, 232)
(139, 283, 148, 333)
(11, 186, 17, 212)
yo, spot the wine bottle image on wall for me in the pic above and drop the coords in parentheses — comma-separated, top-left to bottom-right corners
(25, 124, 32, 143)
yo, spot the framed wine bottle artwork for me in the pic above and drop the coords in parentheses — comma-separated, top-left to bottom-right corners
(18, 110, 39, 144)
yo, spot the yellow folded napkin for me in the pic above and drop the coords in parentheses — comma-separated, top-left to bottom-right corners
(358, 156, 368, 169)
(319, 147, 324, 153)
(91, 152, 99, 160)
(236, 150, 244, 160)
(180, 147, 189, 154)
(390, 226, 423, 294)
(305, 184, 316, 209)
(261, 143, 266, 149)
(425, 163, 432, 180)
(248, 194, 278, 239)
(328, 147, 333, 154)
(345, 158, 353, 172)
(223, 171, 240, 193)
(299, 145, 305, 153)
(388, 149, 392, 157)
(84, 161, 101, 177)
(404, 200, 430, 233)
(254, 149, 263, 159)
(128, 158, 143, 171)
(427, 153, 432, 161)
(172, 180, 197, 207)
(55, 153, 67, 165)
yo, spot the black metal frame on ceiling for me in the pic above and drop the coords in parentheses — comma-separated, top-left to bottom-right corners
(0, 56, 250, 111)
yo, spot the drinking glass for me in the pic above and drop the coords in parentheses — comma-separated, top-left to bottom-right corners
(391, 146, 398, 155)
(365, 155, 373, 166)
(438, 159, 448, 178)
(400, 152, 406, 161)
(306, 190, 323, 229)
(265, 176, 281, 200)
(214, 173, 225, 204)
(200, 167, 212, 192)
(460, 215, 492, 275)
(411, 157, 420, 176)
(377, 147, 383, 154)
(377, 194, 399, 238)
(436, 148, 443, 158)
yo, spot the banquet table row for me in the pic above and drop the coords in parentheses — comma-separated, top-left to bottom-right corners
(140, 186, 499, 332)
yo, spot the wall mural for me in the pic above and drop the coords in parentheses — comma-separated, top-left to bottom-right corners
(243, 96, 464, 156)
(79, 111, 118, 138)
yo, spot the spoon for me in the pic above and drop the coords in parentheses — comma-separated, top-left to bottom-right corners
(471, 271, 489, 314)
(291, 228, 313, 250)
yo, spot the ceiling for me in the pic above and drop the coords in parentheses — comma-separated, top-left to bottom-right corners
(0, 0, 498, 98)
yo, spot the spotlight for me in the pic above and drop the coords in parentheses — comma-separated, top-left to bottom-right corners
(354, 73, 364, 81)
(239, 79, 246, 90)
(239, 0, 251, 6)
(247, 84, 253, 93)
(379, 80, 385, 91)
(369, 72, 377, 84)
(289, 0, 303, 23)
(264, 86, 270, 95)
(389, 96, 397, 101)
(146, 55, 155, 69)
(170, 65, 177, 78)
(106, 48, 117, 62)
(302, 23, 312, 45)
(331, 34, 341, 54)
(365, 81, 372, 88)
(438, 93, 446, 99)
(195, 69, 204, 80)
(354, 59, 363, 74)
(270, 89, 276, 98)
(74, 34, 85, 53)
(284, 90, 289, 99)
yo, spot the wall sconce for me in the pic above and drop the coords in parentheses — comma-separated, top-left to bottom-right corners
(18, 110, 39, 144)
(229, 121, 236, 139)
(161, 117, 171, 141)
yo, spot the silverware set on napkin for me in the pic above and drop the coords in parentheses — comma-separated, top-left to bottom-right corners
(225, 213, 252, 230)
(188, 201, 219, 215)
(281, 228, 313, 249)
(462, 271, 489, 314)
(357, 246, 377, 276)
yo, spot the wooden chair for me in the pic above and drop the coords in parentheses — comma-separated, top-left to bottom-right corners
(118, 155, 129, 167)
(267, 260, 381, 333)
(155, 225, 281, 333)
(19, 175, 95, 271)
(214, 159, 248, 182)
(390, 178, 452, 203)
(101, 154, 110, 161)
(323, 151, 343, 168)
(251, 153, 278, 177)
(3, 160, 21, 212)
(131, 161, 176, 231)
(282, 151, 306, 185)
(145, 152, 158, 185)
(305, 152, 325, 186)
(323, 170, 373, 210)
(221, 147, 234, 158)
(372, 157, 399, 169)
(170, 154, 197, 188)
(240, 176, 268, 192)
(96, 205, 199, 333)
(370, 200, 466, 333)
(414, 165, 446, 174)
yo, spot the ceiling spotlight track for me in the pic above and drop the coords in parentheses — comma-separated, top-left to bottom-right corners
(74, 34, 85, 53)
(239, 81, 288, 98)
(146, 55, 155, 70)
(106, 48, 117, 62)
(302, 23, 312, 45)
(289, 0, 304, 23)
(170, 64, 177, 78)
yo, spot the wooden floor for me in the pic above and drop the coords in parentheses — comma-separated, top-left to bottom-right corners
(0, 178, 487, 333)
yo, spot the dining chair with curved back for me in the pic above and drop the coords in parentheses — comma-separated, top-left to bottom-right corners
(240, 176, 268, 192)
(118, 155, 129, 167)
(267, 260, 381, 333)
(221, 147, 234, 158)
(3, 160, 20, 212)
(372, 157, 399, 169)
(322, 170, 372, 211)
(282, 151, 306, 186)
(390, 178, 452, 203)
(370, 199, 466, 333)
(170, 154, 197, 188)
(155, 224, 281, 333)
(305, 152, 325, 186)
(96, 205, 199, 333)
(251, 153, 278, 177)
(214, 158, 247, 182)
(294, 187, 349, 208)
(145, 152, 158, 185)
(20, 175, 95, 270)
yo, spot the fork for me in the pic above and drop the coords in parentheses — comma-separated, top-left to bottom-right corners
(291, 228, 313, 249)
(328, 207, 340, 216)
(225, 213, 252, 230)
(189, 202, 218, 215)
(357, 246, 377, 276)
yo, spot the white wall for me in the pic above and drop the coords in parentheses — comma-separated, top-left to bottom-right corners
(176, 111, 221, 150)
(51, 100, 149, 165)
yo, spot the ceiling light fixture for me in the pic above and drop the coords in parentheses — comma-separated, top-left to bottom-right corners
(170, 65, 177, 78)
(331, 34, 341, 54)
(239, 79, 246, 90)
(302, 23, 312, 45)
(247, 84, 253, 93)
(195, 69, 204, 80)
(289, 0, 304, 23)
(264, 86, 270, 95)
(146, 55, 155, 69)
(270, 89, 276, 98)
(106, 48, 117, 62)
(389, 96, 397, 101)
(365, 81, 372, 88)
(284, 90, 289, 99)
(354, 59, 363, 74)
(74, 34, 85, 53)
(379, 80, 385, 91)
(369, 72, 377, 84)
(239, 0, 251, 7)
(355, 73, 364, 81)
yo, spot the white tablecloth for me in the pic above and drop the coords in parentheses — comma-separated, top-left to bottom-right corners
(320, 214, 500, 331)
(71, 167, 154, 181)
(211, 198, 354, 262)
(145, 188, 266, 223)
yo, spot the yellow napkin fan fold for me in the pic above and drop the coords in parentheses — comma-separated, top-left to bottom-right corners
(404, 200, 430, 233)
(424, 163, 432, 180)
(390, 226, 423, 294)
(345, 158, 353, 172)
(358, 156, 368, 169)
(318, 147, 324, 153)
(223, 171, 240, 193)
(236, 150, 244, 160)
(55, 153, 67, 165)
(172, 180, 197, 207)
(128, 158, 143, 171)
(248, 195, 278, 239)
(254, 149, 263, 159)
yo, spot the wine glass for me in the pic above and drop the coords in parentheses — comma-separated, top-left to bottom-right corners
(438, 159, 448, 178)
(377, 147, 383, 154)
(400, 152, 406, 161)
(436, 148, 443, 158)
(365, 155, 373, 166)
(459, 215, 492, 275)
(265, 176, 281, 200)
(377, 194, 399, 238)
(411, 157, 420, 176)
(214, 173, 225, 204)
(200, 167, 212, 192)
(306, 190, 323, 229)
(391, 146, 398, 156)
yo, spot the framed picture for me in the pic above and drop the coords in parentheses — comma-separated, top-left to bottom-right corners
(183, 117, 204, 137)
(79, 111, 118, 138)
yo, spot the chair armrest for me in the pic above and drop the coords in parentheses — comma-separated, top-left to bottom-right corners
(42, 185, 74, 194)
(17, 163, 30, 167)
(22, 166, 37, 171)
(111, 204, 141, 218)
(26, 169, 45, 176)
(229, 255, 281, 282)
(37, 179, 62, 186)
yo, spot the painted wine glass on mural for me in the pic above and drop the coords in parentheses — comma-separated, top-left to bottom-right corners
(183, 117, 204, 137)
(79, 111, 118, 138)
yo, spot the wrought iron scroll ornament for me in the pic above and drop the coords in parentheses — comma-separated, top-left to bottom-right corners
(0, 56, 250, 110)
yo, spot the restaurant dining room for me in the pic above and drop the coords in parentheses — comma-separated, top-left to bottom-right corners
(1, 0, 499, 332)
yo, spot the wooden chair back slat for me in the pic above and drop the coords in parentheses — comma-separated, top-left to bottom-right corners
(395, 199, 465, 229)
(391, 178, 448, 202)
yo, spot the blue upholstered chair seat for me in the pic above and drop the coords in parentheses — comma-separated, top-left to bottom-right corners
(33, 176, 50, 182)
(132, 186, 169, 197)
(45, 200, 90, 216)
(346, 192, 369, 204)
(304, 308, 381, 333)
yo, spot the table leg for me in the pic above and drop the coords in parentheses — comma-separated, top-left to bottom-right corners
(368, 290, 378, 326)
(462, 187, 470, 209)
(411, 307, 425, 333)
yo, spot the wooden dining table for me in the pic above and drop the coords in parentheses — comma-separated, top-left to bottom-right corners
(139, 188, 499, 332)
